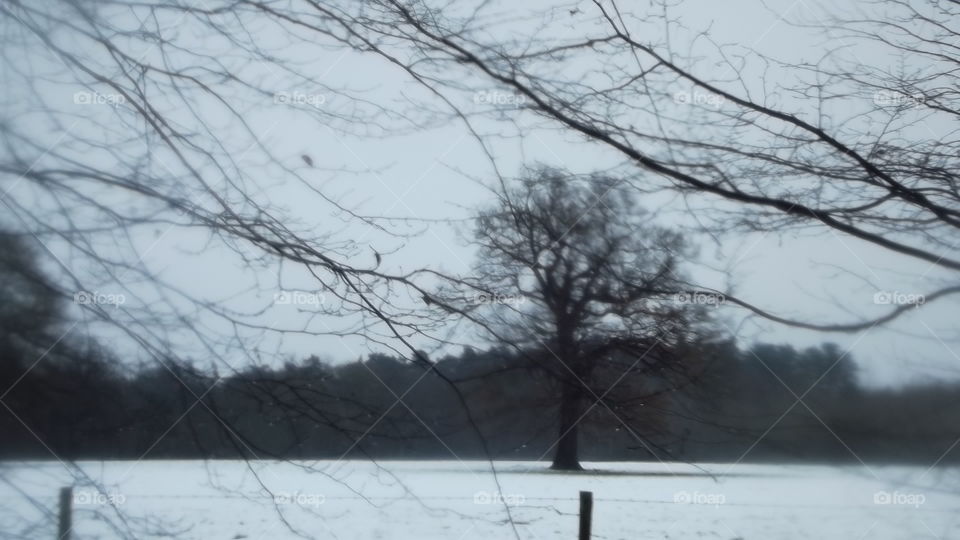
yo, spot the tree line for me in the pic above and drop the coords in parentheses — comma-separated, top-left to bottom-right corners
(3, 335, 958, 464)
(1, 224, 957, 466)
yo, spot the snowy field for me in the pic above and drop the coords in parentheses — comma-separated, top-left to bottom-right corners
(1, 460, 958, 539)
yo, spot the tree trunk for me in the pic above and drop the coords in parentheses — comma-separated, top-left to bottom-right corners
(551, 378, 584, 471)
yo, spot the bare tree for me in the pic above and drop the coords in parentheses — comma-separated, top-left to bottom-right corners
(450, 167, 712, 470)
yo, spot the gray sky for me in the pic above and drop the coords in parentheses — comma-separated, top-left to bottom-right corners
(7, 0, 958, 388)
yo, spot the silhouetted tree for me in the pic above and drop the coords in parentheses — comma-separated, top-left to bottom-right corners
(460, 167, 711, 470)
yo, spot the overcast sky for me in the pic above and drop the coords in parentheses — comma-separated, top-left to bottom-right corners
(7, 0, 957, 388)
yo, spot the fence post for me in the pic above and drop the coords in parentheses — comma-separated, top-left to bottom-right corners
(58, 486, 72, 540)
(578, 490, 593, 540)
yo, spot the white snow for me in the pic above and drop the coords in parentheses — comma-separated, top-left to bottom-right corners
(1, 460, 958, 539)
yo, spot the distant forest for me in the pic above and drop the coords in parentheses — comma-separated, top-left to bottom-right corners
(3, 338, 958, 464)
(1, 231, 957, 465)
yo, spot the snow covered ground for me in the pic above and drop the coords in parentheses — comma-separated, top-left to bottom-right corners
(1, 460, 958, 539)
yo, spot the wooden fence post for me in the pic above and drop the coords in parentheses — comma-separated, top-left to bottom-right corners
(578, 490, 593, 540)
(58, 486, 72, 540)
